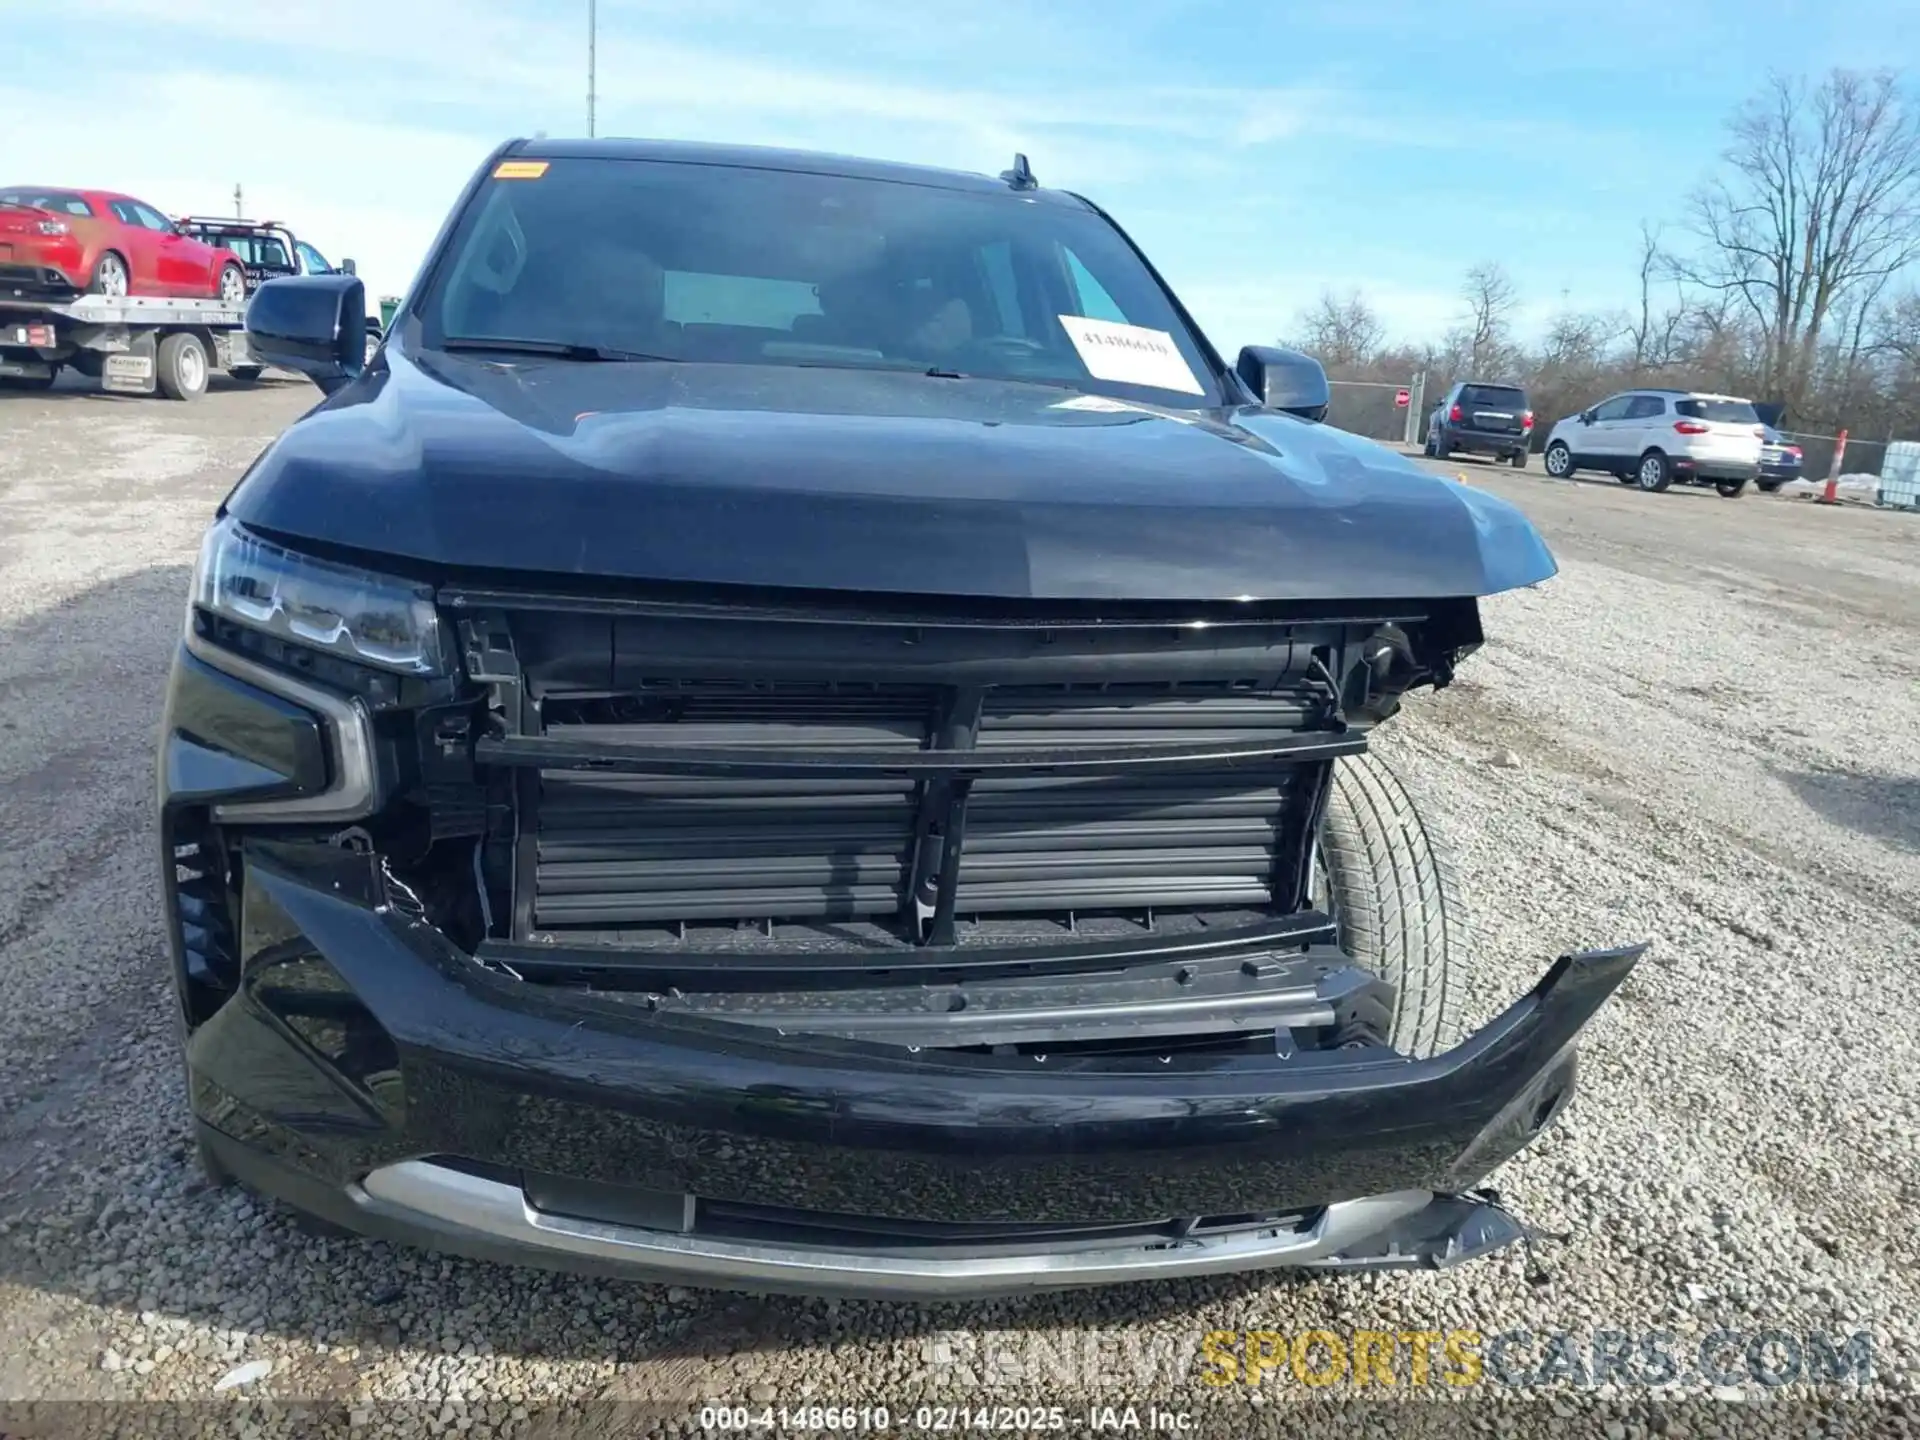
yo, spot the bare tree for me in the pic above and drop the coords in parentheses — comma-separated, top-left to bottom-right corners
(1289, 288, 1384, 370)
(1460, 262, 1518, 377)
(1680, 68, 1920, 412)
(1879, 290, 1920, 363)
(1628, 222, 1690, 370)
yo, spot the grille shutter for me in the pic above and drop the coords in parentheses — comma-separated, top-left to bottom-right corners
(528, 682, 1320, 939)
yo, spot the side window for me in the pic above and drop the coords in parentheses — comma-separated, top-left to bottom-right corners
(1061, 247, 1127, 323)
(1625, 395, 1665, 420)
(111, 201, 171, 232)
(1591, 395, 1634, 423)
(977, 241, 1026, 339)
(296, 242, 330, 274)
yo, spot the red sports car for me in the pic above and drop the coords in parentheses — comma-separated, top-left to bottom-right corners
(0, 186, 247, 303)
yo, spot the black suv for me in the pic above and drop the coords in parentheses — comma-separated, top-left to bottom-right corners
(160, 139, 1636, 1299)
(1425, 381, 1535, 467)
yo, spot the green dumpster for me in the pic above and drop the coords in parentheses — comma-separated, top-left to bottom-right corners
(379, 296, 401, 330)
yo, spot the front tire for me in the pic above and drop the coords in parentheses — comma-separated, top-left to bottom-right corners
(1316, 752, 1463, 1058)
(1636, 451, 1673, 492)
(156, 332, 209, 401)
(1543, 441, 1573, 478)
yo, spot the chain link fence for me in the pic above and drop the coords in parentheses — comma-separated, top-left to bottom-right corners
(1325, 377, 1422, 446)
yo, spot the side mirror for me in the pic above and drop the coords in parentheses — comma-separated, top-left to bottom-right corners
(1235, 345, 1330, 422)
(1579, 409, 1595, 425)
(340, 258, 357, 276)
(245, 275, 366, 394)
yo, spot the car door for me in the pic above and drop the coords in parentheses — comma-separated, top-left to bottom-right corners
(1621, 394, 1667, 457)
(131, 201, 203, 292)
(1579, 394, 1637, 463)
(104, 199, 162, 290)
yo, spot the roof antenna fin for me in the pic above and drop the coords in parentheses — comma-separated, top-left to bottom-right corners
(1000, 153, 1037, 190)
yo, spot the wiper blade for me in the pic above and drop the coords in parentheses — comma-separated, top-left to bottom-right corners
(438, 337, 670, 363)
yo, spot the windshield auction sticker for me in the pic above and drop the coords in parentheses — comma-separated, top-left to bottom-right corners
(1057, 316, 1203, 395)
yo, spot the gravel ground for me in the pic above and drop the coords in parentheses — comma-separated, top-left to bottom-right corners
(1, 380, 1917, 1438)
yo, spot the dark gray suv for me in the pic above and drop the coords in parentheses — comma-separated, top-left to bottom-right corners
(1425, 381, 1534, 467)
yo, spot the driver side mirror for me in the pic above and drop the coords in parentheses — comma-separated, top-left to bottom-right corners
(1235, 345, 1330, 422)
(1580, 409, 1596, 424)
(340, 258, 357, 276)
(245, 274, 366, 394)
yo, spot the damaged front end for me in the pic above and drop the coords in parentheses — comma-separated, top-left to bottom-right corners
(161, 544, 1639, 1298)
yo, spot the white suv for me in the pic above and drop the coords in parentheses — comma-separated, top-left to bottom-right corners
(1541, 389, 1765, 496)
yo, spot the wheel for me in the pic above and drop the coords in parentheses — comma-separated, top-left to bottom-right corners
(1756, 478, 1786, 493)
(1543, 441, 1573, 478)
(217, 263, 247, 306)
(89, 251, 130, 297)
(156, 332, 209, 401)
(228, 365, 263, 384)
(1314, 752, 1463, 1058)
(1714, 478, 1749, 498)
(1433, 432, 1451, 459)
(1635, 451, 1673, 492)
(363, 330, 380, 366)
(1422, 428, 1438, 458)
(1509, 449, 1528, 470)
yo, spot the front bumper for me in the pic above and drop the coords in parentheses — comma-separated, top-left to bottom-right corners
(176, 833, 1639, 1298)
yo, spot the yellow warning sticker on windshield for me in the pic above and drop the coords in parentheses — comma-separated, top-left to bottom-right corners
(492, 160, 550, 180)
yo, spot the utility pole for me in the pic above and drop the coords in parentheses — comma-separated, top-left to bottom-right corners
(587, 0, 597, 137)
(234, 183, 243, 218)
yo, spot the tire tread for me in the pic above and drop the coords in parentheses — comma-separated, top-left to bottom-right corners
(1319, 751, 1464, 1057)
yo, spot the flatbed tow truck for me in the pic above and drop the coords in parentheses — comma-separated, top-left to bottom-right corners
(0, 291, 263, 400)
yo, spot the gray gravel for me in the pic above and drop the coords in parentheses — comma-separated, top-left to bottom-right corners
(1, 382, 1917, 1436)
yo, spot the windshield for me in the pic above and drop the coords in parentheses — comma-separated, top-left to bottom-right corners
(423, 157, 1223, 405)
(1676, 397, 1759, 424)
(1461, 385, 1526, 407)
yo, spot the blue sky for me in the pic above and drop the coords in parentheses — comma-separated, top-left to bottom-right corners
(8, 0, 1913, 356)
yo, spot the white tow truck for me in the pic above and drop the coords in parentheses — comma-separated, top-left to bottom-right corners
(0, 291, 261, 400)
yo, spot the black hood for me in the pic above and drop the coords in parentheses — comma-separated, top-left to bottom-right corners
(224, 343, 1556, 603)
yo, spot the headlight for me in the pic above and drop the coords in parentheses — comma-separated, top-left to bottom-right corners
(193, 515, 444, 675)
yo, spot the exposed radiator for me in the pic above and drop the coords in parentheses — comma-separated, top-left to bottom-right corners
(528, 681, 1321, 939)
(960, 688, 1313, 916)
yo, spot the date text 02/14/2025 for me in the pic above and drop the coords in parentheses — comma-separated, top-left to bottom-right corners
(697, 1405, 1196, 1432)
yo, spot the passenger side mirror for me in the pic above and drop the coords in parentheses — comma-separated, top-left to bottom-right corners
(1580, 409, 1596, 424)
(340, 258, 357, 276)
(1235, 345, 1330, 422)
(245, 274, 366, 394)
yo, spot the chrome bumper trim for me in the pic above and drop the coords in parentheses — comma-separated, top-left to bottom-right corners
(353, 1160, 1433, 1298)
